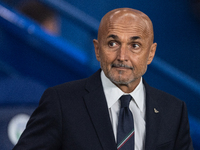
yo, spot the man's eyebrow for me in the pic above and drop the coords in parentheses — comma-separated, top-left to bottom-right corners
(130, 36, 141, 40)
(107, 34, 119, 39)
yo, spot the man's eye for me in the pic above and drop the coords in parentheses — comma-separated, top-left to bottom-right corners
(108, 41, 118, 47)
(132, 44, 140, 49)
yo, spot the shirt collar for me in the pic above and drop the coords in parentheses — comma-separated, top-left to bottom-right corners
(101, 70, 145, 112)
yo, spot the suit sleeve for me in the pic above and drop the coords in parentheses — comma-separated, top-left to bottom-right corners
(13, 87, 63, 150)
(174, 102, 194, 150)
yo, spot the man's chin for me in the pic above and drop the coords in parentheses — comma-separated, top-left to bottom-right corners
(109, 75, 131, 85)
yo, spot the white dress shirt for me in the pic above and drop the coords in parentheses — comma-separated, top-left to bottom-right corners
(101, 71, 146, 150)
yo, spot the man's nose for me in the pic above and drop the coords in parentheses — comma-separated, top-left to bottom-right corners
(117, 45, 128, 61)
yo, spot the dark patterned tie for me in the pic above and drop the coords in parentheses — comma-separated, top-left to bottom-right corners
(117, 95, 134, 150)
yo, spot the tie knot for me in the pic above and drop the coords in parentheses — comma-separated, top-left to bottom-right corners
(120, 95, 132, 108)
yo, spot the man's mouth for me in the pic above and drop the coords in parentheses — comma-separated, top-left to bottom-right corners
(111, 63, 133, 70)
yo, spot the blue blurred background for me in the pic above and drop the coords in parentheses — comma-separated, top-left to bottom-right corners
(0, 0, 200, 149)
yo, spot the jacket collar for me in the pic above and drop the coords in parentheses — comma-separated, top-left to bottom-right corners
(143, 80, 161, 150)
(84, 69, 117, 150)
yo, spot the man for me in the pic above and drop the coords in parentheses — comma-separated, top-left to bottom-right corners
(13, 8, 193, 150)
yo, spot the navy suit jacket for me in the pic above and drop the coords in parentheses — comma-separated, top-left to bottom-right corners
(13, 69, 193, 150)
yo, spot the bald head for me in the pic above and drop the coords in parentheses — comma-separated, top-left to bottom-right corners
(97, 8, 154, 43)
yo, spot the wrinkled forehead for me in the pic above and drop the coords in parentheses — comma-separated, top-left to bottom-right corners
(98, 8, 153, 41)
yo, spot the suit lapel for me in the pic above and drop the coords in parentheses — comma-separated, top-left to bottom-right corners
(83, 70, 117, 150)
(144, 80, 161, 150)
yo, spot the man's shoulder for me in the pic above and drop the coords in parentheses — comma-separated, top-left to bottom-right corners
(144, 80, 183, 105)
(54, 78, 88, 91)
(48, 69, 102, 93)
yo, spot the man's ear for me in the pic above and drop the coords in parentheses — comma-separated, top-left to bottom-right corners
(93, 39, 100, 62)
(147, 42, 157, 65)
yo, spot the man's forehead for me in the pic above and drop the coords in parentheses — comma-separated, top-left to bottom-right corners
(105, 16, 148, 40)
(98, 8, 153, 42)
(107, 34, 141, 40)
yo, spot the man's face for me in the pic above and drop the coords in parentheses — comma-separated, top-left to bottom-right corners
(94, 12, 157, 91)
